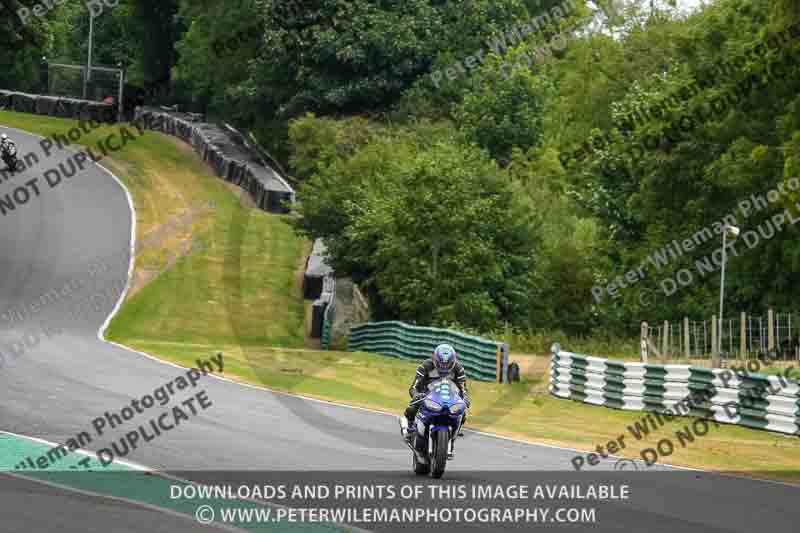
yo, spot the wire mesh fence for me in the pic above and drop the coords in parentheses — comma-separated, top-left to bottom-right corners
(644, 310, 800, 363)
(48, 62, 123, 104)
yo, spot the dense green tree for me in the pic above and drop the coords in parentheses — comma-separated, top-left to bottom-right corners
(292, 117, 539, 330)
(4, 0, 799, 338)
(557, 0, 800, 323)
(130, 0, 182, 96)
(63, 2, 138, 71)
(0, 0, 55, 91)
(452, 48, 554, 164)
(173, 0, 261, 115)
(246, 0, 538, 118)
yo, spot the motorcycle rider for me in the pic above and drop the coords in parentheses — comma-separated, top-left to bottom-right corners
(403, 343, 470, 445)
(1, 133, 14, 154)
(0, 133, 17, 170)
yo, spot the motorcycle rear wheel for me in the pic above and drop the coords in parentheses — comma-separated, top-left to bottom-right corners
(430, 430, 448, 479)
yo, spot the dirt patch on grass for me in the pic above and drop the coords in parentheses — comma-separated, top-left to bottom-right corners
(128, 239, 199, 296)
(167, 135, 195, 154)
(512, 354, 550, 379)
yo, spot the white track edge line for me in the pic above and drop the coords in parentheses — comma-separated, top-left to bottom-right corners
(0, 429, 366, 533)
(0, 473, 242, 533)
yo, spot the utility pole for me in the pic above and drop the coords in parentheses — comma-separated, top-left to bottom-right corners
(716, 224, 740, 367)
(83, 11, 95, 100)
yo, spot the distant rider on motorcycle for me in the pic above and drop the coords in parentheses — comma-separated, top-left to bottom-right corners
(1, 134, 14, 152)
(1, 133, 18, 171)
(403, 343, 470, 444)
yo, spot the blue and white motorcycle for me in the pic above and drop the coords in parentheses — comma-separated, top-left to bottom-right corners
(399, 378, 466, 478)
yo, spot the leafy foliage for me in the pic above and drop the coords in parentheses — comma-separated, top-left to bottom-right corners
(4, 0, 800, 338)
(292, 118, 539, 330)
(0, 0, 61, 91)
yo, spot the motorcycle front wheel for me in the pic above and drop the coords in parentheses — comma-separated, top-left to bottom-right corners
(412, 450, 430, 476)
(430, 430, 448, 479)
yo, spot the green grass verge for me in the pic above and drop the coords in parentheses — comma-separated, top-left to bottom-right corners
(127, 340, 800, 483)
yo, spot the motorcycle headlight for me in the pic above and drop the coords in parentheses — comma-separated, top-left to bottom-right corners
(423, 399, 442, 411)
(449, 403, 464, 414)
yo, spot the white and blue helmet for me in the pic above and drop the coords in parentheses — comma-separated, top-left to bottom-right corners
(433, 344, 457, 373)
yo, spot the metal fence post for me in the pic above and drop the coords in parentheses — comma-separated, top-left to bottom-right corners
(501, 343, 509, 384)
(729, 318, 733, 355)
(496, 345, 502, 383)
(740, 312, 747, 359)
(641, 322, 649, 363)
(702, 320, 707, 357)
(768, 308, 775, 354)
(684, 317, 690, 358)
(711, 315, 717, 361)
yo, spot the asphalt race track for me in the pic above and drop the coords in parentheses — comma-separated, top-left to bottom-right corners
(0, 472, 228, 533)
(1, 125, 798, 532)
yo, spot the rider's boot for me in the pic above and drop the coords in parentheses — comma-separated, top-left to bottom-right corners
(399, 416, 414, 444)
(404, 417, 416, 444)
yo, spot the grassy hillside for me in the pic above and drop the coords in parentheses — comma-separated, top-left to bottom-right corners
(0, 110, 309, 348)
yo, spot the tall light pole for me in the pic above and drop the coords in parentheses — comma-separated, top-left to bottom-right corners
(717, 223, 740, 366)
(83, 11, 95, 99)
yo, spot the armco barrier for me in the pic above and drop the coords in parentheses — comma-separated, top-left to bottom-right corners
(0, 89, 115, 123)
(549, 347, 800, 436)
(348, 322, 506, 382)
(133, 107, 294, 214)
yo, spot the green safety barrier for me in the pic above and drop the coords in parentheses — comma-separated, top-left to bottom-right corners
(318, 275, 335, 350)
(321, 318, 333, 349)
(348, 321, 503, 381)
(321, 301, 335, 350)
(549, 348, 800, 437)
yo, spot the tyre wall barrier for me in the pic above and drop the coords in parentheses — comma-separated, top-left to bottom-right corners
(303, 239, 336, 341)
(549, 347, 800, 436)
(0, 90, 115, 123)
(348, 321, 508, 382)
(320, 277, 336, 349)
(310, 275, 335, 341)
(303, 239, 333, 300)
(133, 107, 295, 214)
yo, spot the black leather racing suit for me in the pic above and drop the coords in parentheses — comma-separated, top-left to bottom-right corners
(404, 359, 469, 427)
(0, 139, 15, 158)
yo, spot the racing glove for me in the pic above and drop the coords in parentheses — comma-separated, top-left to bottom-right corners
(461, 390, 471, 408)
